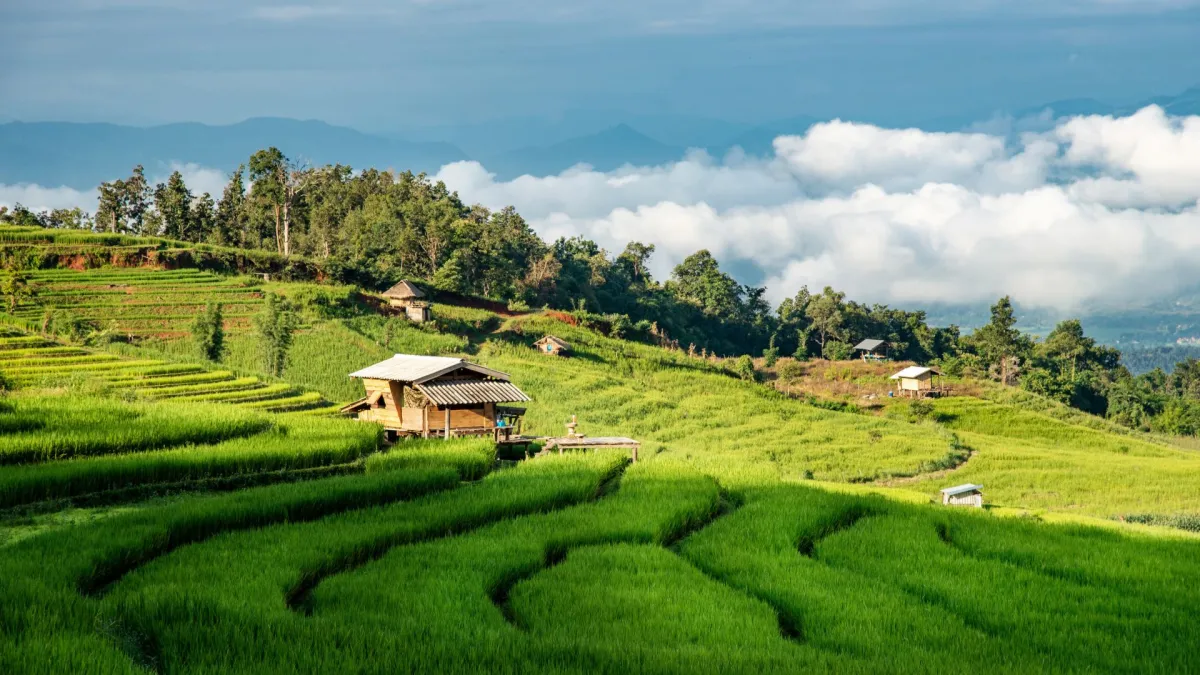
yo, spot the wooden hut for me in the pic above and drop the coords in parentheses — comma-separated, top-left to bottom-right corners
(889, 366, 943, 398)
(533, 335, 571, 356)
(853, 339, 888, 361)
(341, 355, 530, 440)
(940, 483, 983, 508)
(382, 280, 431, 323)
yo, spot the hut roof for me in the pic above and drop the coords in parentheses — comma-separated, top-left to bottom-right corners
(349, 354, 509, 384)
(940, 483, 983, 496)
(889, 366, 940, 380)
(382, 280, 425, 299)
(417, 380, 531, 406)
(853, 339, 886, 352)
(534, 335, 571, 350)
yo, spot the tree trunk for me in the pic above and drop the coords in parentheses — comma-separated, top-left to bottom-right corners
(282, 198, 291, 257)
(273, 204, 282, 255)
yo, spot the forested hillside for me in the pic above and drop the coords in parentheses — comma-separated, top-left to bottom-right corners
(9, 148, 1200, 437)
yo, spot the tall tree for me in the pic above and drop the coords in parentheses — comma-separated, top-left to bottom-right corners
(618, 242, 656, 283)
(1043, 319, 1091, 380)
(96, 179, 125, 233)
(667, 250, 742, 319)
(121, 165, 151, 235)
(154, 170, 193, 240)
(215, 166, 247, 247)
(192, 193, 216, 243)
(805, 287, 846, 351)
(249, 148, 302, 256)
(971, 296, 1029, 385)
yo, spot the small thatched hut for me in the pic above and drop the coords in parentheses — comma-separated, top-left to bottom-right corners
(382, 280, 431, 323)
(533, 335, 571, 356)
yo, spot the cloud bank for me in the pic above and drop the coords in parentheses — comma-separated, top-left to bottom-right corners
(435, 105, 1200, 311)
(5, 107, 1200, 312)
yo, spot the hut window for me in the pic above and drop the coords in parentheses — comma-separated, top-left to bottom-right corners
(366, 391, 385, 408)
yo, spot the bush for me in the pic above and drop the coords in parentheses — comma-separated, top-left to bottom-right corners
(908, 400, 934, 422)
(191, 301, 225, 362)
(290, 285, 358, 319)
(822, 340, 853, 361)
(254, 293, 299, 377)
(733, 354, 757, 381)
(776, 360, 805, 381)
(762, 345, 779, 368)
(608, 314, 631, 340)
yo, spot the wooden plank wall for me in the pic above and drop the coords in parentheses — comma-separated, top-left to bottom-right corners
(430, 405, 493, 429)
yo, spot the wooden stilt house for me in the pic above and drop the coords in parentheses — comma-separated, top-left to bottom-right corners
(382, 280, 431, 323)
(889, 366, 944, 398)
(341, 355, 531, 440)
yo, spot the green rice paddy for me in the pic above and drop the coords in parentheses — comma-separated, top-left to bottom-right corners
(2, 258, 1199, 673)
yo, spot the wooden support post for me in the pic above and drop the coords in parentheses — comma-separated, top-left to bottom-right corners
(631, 445, 638, 463)
(444, 408, 450, 441)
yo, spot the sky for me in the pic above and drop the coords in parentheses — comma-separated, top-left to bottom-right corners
(3, 1, 1200, 130)
(6, 106, 1200, 313)
(4, 1, 1200, 313)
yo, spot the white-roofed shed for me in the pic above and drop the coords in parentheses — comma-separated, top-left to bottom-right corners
(940, 483, 984, 507)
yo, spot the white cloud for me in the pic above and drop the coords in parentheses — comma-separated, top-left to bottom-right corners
(436, 105, 1200, 311)
(0, 164, 231, 213)
(7, 107, 1200, 313)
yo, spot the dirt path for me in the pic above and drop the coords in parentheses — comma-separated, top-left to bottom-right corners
(874, 449, 976, 487)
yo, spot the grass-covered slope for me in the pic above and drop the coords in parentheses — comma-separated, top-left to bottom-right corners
(3, 262, 1200, 673)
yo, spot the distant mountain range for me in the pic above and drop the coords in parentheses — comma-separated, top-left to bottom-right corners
(2, 87, 1198, 189)
(0, 118, 465, 190)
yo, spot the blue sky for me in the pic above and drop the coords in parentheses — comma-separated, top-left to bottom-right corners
(3, 1, 1199, 131)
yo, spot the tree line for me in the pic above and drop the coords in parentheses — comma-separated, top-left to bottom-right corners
(7, 149, 1200, 435)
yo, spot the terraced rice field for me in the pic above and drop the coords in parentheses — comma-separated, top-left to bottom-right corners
(0, 329, 333, 413)
(3, 254, 1199, 672)
(2, 431, 1198, 674)
(0, 394, 392, 510)
(5, 268, 266, 338)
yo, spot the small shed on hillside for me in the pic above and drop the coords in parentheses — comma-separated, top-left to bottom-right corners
(533, 335, 571, 356)
(941, 484, 983, 508)
(382, 280, 431, 323)
(341, 355, 530, 440)
(853, 339, 888, 361)
(889, 366, 943, 398)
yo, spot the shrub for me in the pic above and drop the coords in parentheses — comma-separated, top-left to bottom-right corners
(254, 293, 299, 377)
(908, 400, 934, 422)
(290, 285, 358, 319)
(762, 345, 779, 368)
(608, 314, 631, 339)
(822, 340, 854, 361)
(191, 301, 225, 362)
(733, 354, 757, 381)
(776, 360, 805, 381)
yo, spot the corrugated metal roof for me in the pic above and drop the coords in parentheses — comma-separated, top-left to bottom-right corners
(889, 366, 937, 380)
(854, 339, 886, 351)
(940, 483, 983, 496)
(417, 380, 531, 406)
(348, 355, 510, 384)
(382, 280, 425, 299)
